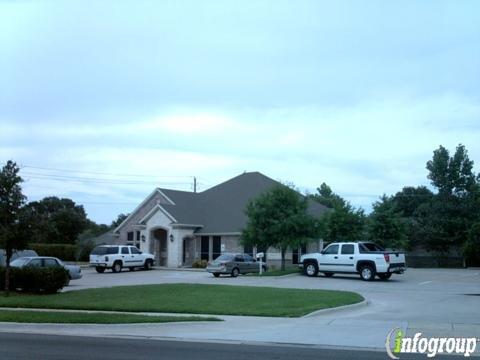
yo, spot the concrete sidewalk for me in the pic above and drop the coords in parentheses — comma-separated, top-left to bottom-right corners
(0, 306, 479, 354)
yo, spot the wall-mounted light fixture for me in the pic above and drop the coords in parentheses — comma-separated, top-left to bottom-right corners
(169, 234, 174, 243)
(141, 235, 146, 243)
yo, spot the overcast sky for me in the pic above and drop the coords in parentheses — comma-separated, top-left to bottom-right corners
(1, 0, 479, 224)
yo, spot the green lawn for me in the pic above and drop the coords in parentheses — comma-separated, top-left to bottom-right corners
(0, 284, 363, 317)
(0, 310, 219, 324)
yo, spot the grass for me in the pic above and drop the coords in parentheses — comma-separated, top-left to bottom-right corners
(0, 283, 363, 317)
(0, 310, 219, 324)
(248, 268, 301, 277)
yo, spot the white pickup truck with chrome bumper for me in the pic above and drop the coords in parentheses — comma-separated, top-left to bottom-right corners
(299, 242, 406, 281)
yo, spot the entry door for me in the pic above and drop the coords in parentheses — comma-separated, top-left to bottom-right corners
(201, 236, 209, 261)
(159, 239, 168, 266)
(212, 236, 221, 260)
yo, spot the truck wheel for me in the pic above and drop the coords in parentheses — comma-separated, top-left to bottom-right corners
(378, 273, 392, 280)
(112, 261, 122, 273)
(95, 267, 105, 273)
(360, 265, 375, 281)
(324, 272, 334, 277)
(231, 267, 239, 277)
(304, 262, 318, 277)
(213, 273, 220, 278)
(144, 259, 153, 271)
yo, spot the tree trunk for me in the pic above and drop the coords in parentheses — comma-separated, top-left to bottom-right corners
(4, 249, 11, 296)
(281, 248, 286, 271)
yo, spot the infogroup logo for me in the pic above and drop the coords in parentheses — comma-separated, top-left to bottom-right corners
(385, 328, 478, 359)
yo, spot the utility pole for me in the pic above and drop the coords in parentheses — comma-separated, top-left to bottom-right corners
(193, 177, 197, 193)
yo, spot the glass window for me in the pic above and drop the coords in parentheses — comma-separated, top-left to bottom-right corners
(234, 255, 244, 262)
(130, 247, 140, 254)
(323, 244, 339, 255)
(28, 259, 42, 267)
(127, 232, 134, 241)
(121, 247, 130, 255)
(359, 243, 385, 253)
(44, 258, 59, 267)
(341, 244, 355, 255)
(91, 246, 120, 255)
(243, 254, 254, 262)
(136, 231, 141, 241)
(215, 254, 234, 261)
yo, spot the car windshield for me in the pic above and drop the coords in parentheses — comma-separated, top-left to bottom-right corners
(10, 258, 30, 267)
(215, 254, 234, 261)
(91, 246, 119, 255)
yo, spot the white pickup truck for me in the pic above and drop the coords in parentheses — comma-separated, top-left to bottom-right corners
(299, 242, 406, 281)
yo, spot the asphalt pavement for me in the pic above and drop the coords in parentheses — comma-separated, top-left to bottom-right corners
(0, 333, 463, 360)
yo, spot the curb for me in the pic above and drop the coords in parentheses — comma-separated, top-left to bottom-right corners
(302, 299, 368, 318)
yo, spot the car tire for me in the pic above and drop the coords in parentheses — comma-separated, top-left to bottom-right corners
(213, 273, 220, 278)
(144, 259, 153, 271)
(324, 272, 334, 277)
(95, 267, 105, 273)
(360, 265, 376, 281)
(304, 262, 318, 277)
(231, 267, 239, 277)
(112, 261, 122, 273)
(65, 276, 71, 286)
(378, 273, 392, 280)
(129, 267, 134, 271)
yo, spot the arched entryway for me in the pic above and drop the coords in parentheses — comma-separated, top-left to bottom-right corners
(151, 228, 168, 266)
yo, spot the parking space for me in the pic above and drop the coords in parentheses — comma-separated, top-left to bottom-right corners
(67, 267, 480, 326)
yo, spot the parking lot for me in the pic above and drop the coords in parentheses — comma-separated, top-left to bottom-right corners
(68, 267, 480, 327)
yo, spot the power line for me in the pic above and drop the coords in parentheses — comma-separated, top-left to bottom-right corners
(22, 165, 194, 179)
(22, 172, 192, 186)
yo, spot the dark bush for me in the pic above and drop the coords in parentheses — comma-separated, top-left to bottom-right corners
(30, 244, 77, 261)
(0, 266, 68, 294)
(192, 259, 208, 268)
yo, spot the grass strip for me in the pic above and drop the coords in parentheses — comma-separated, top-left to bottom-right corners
(0, 283, 363, 317)
(247, 268, 301, 276)
(0, 309, 219, 324)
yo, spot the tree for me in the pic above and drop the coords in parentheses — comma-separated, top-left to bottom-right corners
(110, 213, 129, 229)
(311, 183, 346, 209)
(0, 161, 28, 294)
(418, 144, 480, 256)
(426, 144, 476, 196)
(464, 222, 480, 266)
(23, 197, 88, 244)
(311, 183, 366, 242)
(242, 185, 319, 270)
(368, 195, 407, 249)
(392, 186, 434, 218)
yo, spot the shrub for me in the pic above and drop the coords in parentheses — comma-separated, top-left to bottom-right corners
(192, 259, 208, 268)
(76, 239, 96, 262)
(30, 244, 77, 261)
(0, 266, 68, 294)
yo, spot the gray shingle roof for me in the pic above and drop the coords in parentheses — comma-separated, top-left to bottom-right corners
(158, 172, 328, 234)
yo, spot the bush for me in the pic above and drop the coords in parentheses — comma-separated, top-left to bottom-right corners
(30, 244, 77, 261)
(192, 259, 208, 268)
(0, 266, 68, 294)
(76, 239, 96, 262)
